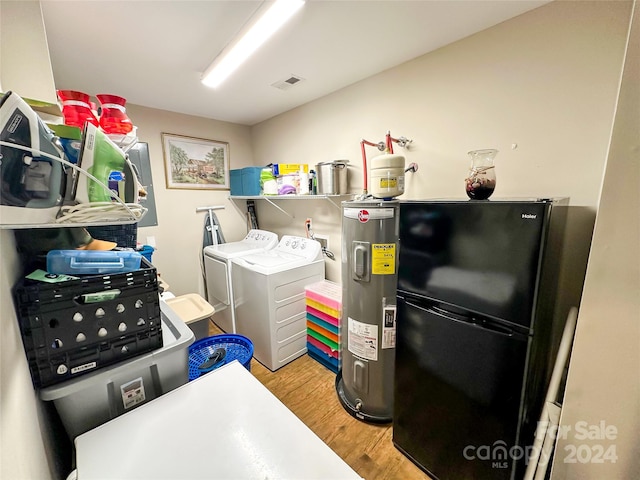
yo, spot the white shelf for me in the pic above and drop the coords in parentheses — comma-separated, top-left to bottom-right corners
(229, 194, 354, 218)
(0, 210, 144, 229)
(229, 194, 353, 200)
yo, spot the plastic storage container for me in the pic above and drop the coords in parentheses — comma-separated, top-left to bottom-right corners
(305, 280, 342, 373)
(188, 334, 253, 381)
(230, 167, 265, 195)
(13, 257, 161, 388)
(39, 302, 194, 440)
(164, 293, 214, 340)
(241, 167, 263, 196)
(230, 169, 243, 195)
(46, 249, 142, 275)
(138, 245, 155, 263)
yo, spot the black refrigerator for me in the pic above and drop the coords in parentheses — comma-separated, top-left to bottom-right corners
(393, 199, 567, 480)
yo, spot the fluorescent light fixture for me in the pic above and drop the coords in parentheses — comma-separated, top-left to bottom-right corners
(201, 0, 305, 88)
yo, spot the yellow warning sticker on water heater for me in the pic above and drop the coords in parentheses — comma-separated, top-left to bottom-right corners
(371, 244, 396, 275)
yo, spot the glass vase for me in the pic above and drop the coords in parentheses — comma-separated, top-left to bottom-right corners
(465, 149, 497, 200)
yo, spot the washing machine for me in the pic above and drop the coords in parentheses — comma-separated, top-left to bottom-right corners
(231, 235, 325, 371)
(203, 229, 278, 333)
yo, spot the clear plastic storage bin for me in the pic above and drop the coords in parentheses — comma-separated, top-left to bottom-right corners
(47, 249, 142, 275)
(39, 302, 194, 440)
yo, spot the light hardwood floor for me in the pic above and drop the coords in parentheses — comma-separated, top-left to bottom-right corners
(208, 322, 432, 480)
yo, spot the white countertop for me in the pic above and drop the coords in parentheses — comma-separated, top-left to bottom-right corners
(75, 360, 362, 480)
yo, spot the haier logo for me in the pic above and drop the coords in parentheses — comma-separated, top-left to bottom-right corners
(522, 213, 537, 219)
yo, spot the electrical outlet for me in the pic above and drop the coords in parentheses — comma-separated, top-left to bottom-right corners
(315, 234, 328, 250)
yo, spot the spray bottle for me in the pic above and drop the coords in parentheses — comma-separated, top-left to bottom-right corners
(309, 169, 317, 195)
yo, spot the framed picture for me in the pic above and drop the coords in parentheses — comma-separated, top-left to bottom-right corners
(161, 133, 229, 190)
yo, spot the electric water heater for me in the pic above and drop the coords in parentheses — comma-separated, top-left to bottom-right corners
(336, 200, 399, 423)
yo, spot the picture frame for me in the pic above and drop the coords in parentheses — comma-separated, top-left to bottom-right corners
(161, 133, 229, 190)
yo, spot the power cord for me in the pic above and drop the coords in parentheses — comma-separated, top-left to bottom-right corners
(55, 202, 147, 223)
(323, 246, 335, 260)
(304, 218, 335, 260)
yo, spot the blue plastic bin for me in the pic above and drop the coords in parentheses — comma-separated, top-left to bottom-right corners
(241, 167, 263, 196)
(230, 169, 243, 195)
(46, 250, 142, 275)
(138, 245, 155, 263)
(188, 334, 253, 381)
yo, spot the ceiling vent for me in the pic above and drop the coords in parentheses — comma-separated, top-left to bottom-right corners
(271, 75, 305, 91)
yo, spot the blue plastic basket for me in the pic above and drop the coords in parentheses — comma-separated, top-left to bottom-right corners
(137, 245, 155, 262)
(188, 334, 253, 381)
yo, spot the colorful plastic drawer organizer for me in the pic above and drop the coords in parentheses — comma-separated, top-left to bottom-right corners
(305, 280, 342, 373)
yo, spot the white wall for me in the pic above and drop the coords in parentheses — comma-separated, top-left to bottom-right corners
(552, 2, 639, 478)
(124, 104, 254, 297)
(0, 1, 57, 104)
(249, 0, 631, 290)
(1, 2, 69, 479)
(0, 231, 57, 480)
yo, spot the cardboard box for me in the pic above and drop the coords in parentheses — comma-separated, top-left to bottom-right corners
(272, 164, 308, 176)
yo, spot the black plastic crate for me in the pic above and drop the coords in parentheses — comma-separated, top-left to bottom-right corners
(13, 258, 162, 388)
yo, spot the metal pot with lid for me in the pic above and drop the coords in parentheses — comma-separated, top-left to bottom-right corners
(316, 160, 349, 195)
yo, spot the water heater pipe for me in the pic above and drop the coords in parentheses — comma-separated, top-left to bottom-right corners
(385, 131, 394, 154)
(360, 139, 383, 195)
(386, 131, 412, 153)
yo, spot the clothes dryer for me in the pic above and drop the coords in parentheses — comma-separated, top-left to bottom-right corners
(203, 229, 278, 333)
(231, 235, 325, 371)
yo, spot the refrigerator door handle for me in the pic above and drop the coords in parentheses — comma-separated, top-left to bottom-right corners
(429, 304, 471, 322)
(404, 299, 471, 323)
(476, 318, 516, 337)
(405, 298, 519, 338)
